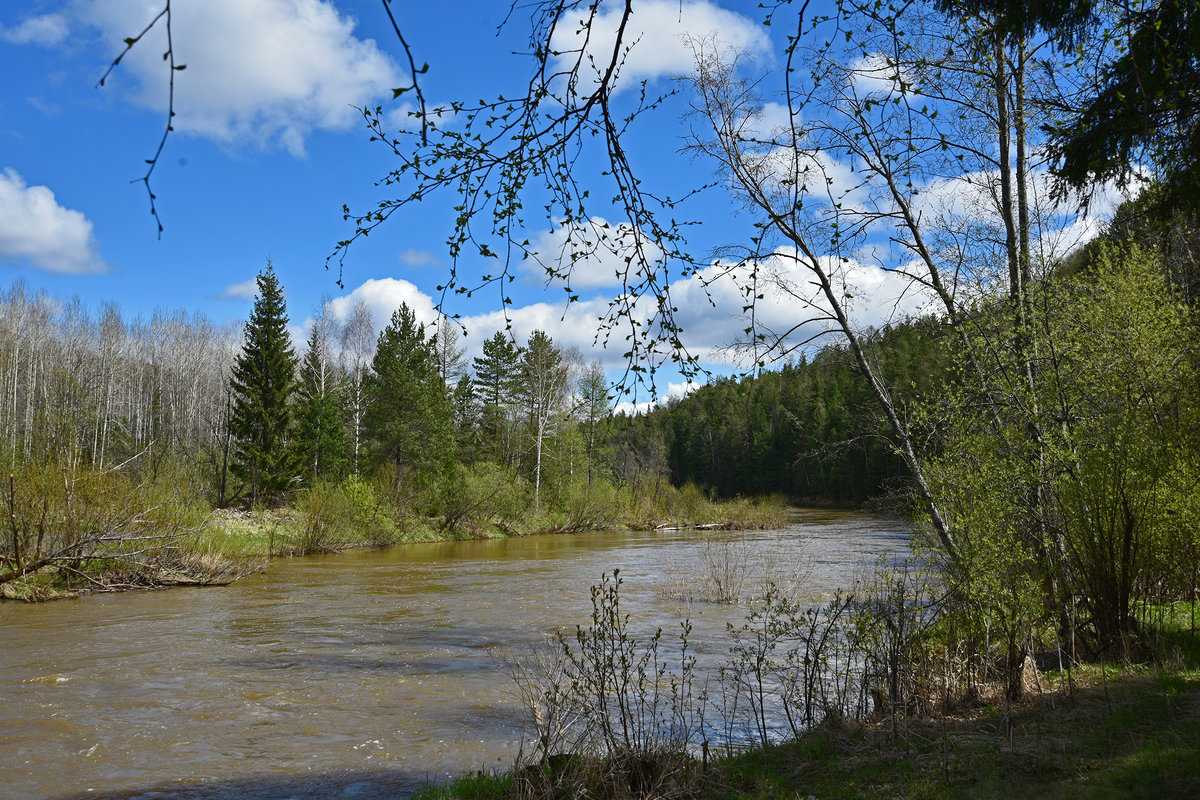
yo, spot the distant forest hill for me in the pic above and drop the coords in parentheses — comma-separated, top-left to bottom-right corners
(623, 317, 951, 506)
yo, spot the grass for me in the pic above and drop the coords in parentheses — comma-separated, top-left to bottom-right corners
(196, 483, 792, 562)
(712, 665, 1200, 799)
(413, 771, 514, 800)
(420, 616, 1200, 800)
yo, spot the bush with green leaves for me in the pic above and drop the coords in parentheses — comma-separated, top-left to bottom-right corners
(919, 244, 1199, 663)
(437, 462, 530, 535)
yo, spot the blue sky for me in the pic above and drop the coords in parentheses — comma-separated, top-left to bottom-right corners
(0, 1, 1119, 406)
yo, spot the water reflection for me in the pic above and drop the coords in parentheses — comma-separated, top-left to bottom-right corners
(1, 510, 908, 800)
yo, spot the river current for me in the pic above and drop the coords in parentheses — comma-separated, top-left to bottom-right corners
(0, 509, 909, 800)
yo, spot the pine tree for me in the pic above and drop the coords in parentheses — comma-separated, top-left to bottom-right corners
(363, 303, 452, 483)
(451, 373, 481, 463)
(229, 262, 298, 504)
(576, 360, 610, 485)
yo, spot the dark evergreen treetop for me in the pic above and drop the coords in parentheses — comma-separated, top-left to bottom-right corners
(229, 261, 298, 503)
(1049, 0, 1200, 204)
(472, 332, 523, 409)
(931, 0, 1097, 44)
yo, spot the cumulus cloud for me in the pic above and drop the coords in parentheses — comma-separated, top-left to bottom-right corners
(323, 277, 439, 331)
(81, 0, 402, 155)
(457, 297, 616, 360)
(215, 278, 259, 300)
(323, 243, 935, 387)
(912, 167, 1133, 273)
(521, 218, 663, 290)
(666, 380, 701, 398)
(0, 13, 69, 46)
(651, 250, 935, 368)
(552, 0, 769, 93)
(0, 169, 108, 274)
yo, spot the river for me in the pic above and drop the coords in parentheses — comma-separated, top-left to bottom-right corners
(0, 509, 909, 800)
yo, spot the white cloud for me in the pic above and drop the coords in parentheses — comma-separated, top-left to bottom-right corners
(457, 297, 615, 360)
(911, 168, 1134, 273)
(552, 0, 769, 93)
(216, 278, 259, 300)
(82, 0, 402, 155)
(848, 53, 910, 98)
(656, 250, 935, 367)
(0, 13, 69, 46)
(398, 248, 440, 268)
(740, 101, 796, 142)
(521, 217, 663, 290)
(323, 277, 439, 331)
(0, 169, 108, 274)
(613, 380, 698, 415)
(613, 399, 658, 416)
(666, 380, 700, 398)
(322, 244, 934, 386)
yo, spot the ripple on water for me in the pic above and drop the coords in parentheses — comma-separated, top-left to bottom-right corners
(5, 511, 910, 800)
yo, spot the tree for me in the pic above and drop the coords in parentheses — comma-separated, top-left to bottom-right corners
(450, 373, 481, 464)
(229, 261, 298, 504)
(472, 331, 523, 466)
(431, 313, 468, 386)
(920, 246, 1198, 659)
(340, 299, 375, 478)
(363, 303, 452, 485)
(519, 330, 569, 512)
(576, 361, 611, 486)
(294, 309, 346, 483)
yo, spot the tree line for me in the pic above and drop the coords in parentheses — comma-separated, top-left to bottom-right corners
(225, 262, 622, 516)
(0, 262, 648, 525)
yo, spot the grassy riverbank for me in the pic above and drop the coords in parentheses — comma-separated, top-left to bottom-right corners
(199, 480, 790, 559)
(417, 611, 1200, 800)
(1, 473, 789, 600)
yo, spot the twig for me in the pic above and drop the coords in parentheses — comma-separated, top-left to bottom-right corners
(97, 2, 183, 236)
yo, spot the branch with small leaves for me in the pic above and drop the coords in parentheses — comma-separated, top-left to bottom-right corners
(98, 1, 185, 237)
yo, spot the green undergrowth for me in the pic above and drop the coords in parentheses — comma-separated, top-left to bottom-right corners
(415, 614, 1200, 800)
(714, 666, 1200, 800)
(200, 476, 790, 561)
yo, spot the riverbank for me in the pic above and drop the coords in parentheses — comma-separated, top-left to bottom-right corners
(420, 646, 1200, 800)
(202, 491, 791, 559)
(1, 481, 790, 601)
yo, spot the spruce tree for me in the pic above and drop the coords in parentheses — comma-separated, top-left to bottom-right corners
(229, 262, 298, 503)
(363, 303, 452, 484)
(295, 320, 346, 482)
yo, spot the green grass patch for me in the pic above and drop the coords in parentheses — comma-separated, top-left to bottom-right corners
(412, 771, 514, 800)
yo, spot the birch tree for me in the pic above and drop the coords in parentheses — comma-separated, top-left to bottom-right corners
(340, 299, 375, 478)
(519, 330, 569, 513)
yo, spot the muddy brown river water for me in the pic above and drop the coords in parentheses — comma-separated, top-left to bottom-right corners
(0, 510, 909, 800)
